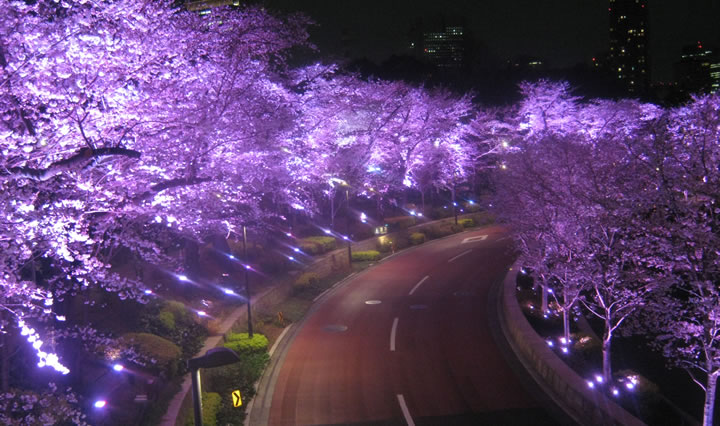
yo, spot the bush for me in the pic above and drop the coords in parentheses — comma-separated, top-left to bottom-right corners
(164, 300, 192, 323)
(409, 232, 426, 245)
(352, 250, 381, 262)
(184, 392, 222, 426)
(224, 332, 269, 353)
(294, 272, 320, 287)
(121, 333, 181, 377)
(471, 211, 495, 226)
(376, 239, 393, 253)
(458, 218, 475, 228)
(450, 224, 463, 233)
(157, 310, 176, 333)
(203, 352, 270, 426)
(383, 216, 416, 230)
(298, 236, 337, 255)
(423, 225, 453, 239)
(140, 300, 207, 363)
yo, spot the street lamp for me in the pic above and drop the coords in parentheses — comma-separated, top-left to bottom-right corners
(188, 348, 241, 426)
(242, 225, 253, 338)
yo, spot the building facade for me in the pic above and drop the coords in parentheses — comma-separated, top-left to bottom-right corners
(422, 26, 465, 69)
(608, 0, 650, 94)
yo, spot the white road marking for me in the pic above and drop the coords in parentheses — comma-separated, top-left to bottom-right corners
(461, 235, 487, 244)
(396, 394, 415, 426)
(448, 249, 472, 263)
(390, 317, 399, 351)
(408, 275, 429, 295)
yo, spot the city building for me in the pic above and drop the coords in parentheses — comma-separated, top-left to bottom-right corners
(422, 26, 466, 69)
(608, 0, 650, 94)
(674, 42, 720, 95)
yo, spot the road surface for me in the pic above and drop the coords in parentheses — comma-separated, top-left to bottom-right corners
(265, 226, 557, 425)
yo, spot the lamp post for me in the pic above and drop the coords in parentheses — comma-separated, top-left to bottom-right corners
(188, 348, 241, 426)
(242, 225, 253, 338)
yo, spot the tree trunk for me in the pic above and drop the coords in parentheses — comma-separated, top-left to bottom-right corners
(0, 312, 8, 392)
(703, 371, 718, 426)
(183, 238, 200, 277)
(421, 189, 426, 213)
(602, 325, 612, 383)
(541, 285, 548, 314)
(562, 289, 571, 342)
(330, 193, 335, 230)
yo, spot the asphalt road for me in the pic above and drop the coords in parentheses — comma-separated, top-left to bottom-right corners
(263, 227, 557, 426)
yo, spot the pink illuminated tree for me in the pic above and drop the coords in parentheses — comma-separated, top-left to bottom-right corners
(639, 94, 720, 426)
(0, 1, 310, 418)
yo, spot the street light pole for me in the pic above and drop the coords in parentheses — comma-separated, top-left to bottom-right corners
(188, 348, 241, 426)
(190, 367, 203, 426)
(242, 225, 253, 338)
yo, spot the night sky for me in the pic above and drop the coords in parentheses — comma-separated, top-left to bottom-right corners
(267, 0, 720, 81)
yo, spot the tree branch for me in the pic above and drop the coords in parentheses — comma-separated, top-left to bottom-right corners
(8, 147, 141, 181)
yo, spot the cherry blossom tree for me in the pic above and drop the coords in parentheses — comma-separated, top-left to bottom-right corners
(639, 94, 720, 426)
(0, 1, 310, 415)
(497, 82, 663, 383)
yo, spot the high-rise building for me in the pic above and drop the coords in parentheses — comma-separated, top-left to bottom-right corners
(608, 0, 649, 94)
(422, 26, 465, 69)
(674, 42, 720, 95)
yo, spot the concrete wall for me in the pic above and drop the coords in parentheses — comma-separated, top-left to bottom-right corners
(499, 262, 646, 426)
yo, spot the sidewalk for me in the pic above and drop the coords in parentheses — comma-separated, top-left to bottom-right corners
(159, 285, 274, 426)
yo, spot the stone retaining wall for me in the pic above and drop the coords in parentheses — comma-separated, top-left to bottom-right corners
(499, 262, 646, 426)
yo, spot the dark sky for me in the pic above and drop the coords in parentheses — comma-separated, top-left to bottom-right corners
(266, 0, 720, 81)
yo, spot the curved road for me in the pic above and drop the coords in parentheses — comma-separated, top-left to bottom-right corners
(263, 226, 556, 425)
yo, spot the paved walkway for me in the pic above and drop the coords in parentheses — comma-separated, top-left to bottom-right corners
(159, 286, 273, 426)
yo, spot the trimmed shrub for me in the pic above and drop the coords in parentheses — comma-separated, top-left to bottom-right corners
(294, 272, 320, 288)
(224, 332, 269, 353)
(203, 352, 270, 426)
(121, 333, 181, 377)
(140, 300, 207, 363)
(165, 300, 192, 323)
(409, 232, 426, 245)
(184, 392, 222, 426)
(376, 239, 393, 253)
(156, 310, 176, 333)
(352, 250, 381, 262)
(472, 211, 495, 226)
(299, 236, 337, 255)
(383, 216, 416, 230)
(458, 218, 475, 228)
(424, 225, 452, 239)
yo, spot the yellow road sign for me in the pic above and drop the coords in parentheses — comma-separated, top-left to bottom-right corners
(232, 390, 242, 407)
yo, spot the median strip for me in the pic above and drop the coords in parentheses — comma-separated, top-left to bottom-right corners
(396, 394, 415, 426)
(448, 249, 472, 263)
(408, 275, 429, 295)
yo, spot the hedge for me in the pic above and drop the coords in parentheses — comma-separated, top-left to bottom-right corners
(424, 225, 452, 239)
(224, 332, 269, 353)
(409, 232, 426, 245)
(383, 216, 416, 230)
(376, 239, 393, 253)
(458, 218, 475, 228)
(121, 332, 181, 377)
(352, 250, 381, 262)
(294, 272, 320, 288)
(298, 236, 337, 254)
